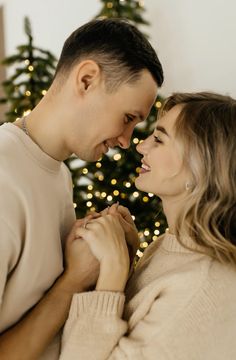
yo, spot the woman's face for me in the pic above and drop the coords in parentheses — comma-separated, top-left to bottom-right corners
(135, 105, 191, 200)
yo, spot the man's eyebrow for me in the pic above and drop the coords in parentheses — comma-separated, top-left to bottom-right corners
(155, 125, 170, 137)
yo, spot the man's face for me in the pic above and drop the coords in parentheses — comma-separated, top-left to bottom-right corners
(70, 70, 158, 161)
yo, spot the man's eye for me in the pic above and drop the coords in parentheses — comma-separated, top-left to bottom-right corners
(154, 135, 163, 144)
(125, 115, 134, 124)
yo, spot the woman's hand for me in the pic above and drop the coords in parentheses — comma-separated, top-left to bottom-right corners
(75, 214, 130, 292)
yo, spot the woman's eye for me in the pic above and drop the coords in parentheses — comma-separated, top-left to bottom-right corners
(154, 135, 163, 144)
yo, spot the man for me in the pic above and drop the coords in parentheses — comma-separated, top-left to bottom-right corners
(0, 18, 163, 359)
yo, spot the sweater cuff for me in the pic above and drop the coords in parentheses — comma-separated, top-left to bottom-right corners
(69, 291, 125, 319)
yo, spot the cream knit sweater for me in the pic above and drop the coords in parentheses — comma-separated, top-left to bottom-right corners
(60, 233, 236, 360)
(0, 123, 76, 359)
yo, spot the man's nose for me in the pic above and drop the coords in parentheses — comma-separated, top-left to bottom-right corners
(117, 128, 133, 149)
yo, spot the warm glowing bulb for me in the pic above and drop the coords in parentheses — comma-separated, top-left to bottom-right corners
(133, 191, 139, 198)
(23, 110, 31, 116)
(98, 175, 104, 181)
(148, 193, 154, 197)
(73, 203, 77, 208)
(114, 153, 122, 161)
(87, 193, 93, 199)
(143, 196, 149, 202)
(86, 201, 92, 207)
(107, 195, 113, 201)
(136, 167, 141, 173)
(107, 2, 113, 8)
(28, 65, 34, 71)
(155, 101, 162, 108)
(111, 179, 117, 185)
(154, 229, 160, 235)
(155, 221, 160, 227)
(96, 162, 102, 168)
(88, 185, 93, 190)
(144, 229, 150, 236)
(152, 235, 158, 241)
(113, 190, 119, 196)
(101, 192, 107, 198)
(42, 90, 47, 96)
(82, 168, 88, 174)
(25, 91, 31, 96)
(136, 249, 143, 258)
(133, 138, 139, 144)
(125, 182, 131, 188)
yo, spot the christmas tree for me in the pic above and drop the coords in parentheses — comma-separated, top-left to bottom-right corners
(67, 0, 167, 255)
(0, 17, 56, 122)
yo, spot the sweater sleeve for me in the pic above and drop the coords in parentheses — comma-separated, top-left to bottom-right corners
(59, 291, 127, 360)
(0, 218, 20, 310)
(59, 290, 170, 360)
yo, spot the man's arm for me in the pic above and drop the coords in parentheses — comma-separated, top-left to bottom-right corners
(0, 220, 99, 360)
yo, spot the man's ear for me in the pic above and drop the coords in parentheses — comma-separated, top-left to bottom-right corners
(74, 60, 101, 95)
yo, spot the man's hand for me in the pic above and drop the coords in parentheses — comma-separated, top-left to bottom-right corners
(63, 218, 100, 293)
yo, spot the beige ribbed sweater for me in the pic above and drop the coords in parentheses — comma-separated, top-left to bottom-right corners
(60, 233, 236, 360)
(0, 123, 76, 359)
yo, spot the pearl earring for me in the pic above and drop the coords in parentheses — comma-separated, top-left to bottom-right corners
(185, 182, 192, 191)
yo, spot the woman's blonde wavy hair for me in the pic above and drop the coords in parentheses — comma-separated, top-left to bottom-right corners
(160, 92, 236, 265)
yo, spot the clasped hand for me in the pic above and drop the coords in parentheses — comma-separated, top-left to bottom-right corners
(63, 204, 139, 293)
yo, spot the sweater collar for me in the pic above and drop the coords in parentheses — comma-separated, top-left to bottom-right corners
(2, 123, 61, 173)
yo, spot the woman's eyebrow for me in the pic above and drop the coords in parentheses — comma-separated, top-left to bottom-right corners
(155, 125, 170, 137)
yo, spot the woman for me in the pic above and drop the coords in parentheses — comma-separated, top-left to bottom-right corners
(60, 92, 236, 359)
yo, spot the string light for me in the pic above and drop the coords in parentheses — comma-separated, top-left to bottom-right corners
(144, 229, 150, 236)
(155, 221, 160, 227)
(90, 207, 96, 212)
(133, 191, 139, 198)
(98, 175, 104, 181)
(132, 215, 135, 220)
(88, 185, 93, 190)
(107, 195, 113, 201)
(113, 190, 119, 196)
(86, 201, 92, 207)
(136, 167, 141, 173)
(111, 179, 117, 185)
(28, 65, 34, 72)
(121, 193, 126, 199)
(95, 191, 101, 197)
(23, 110, 31, 116)
(25, 59, 30, 65)
(73, 203, 77, 208)
(155, 101, 162, 109)
(124, 181, 131, 188)
(142, 196, 149, 202)
(136, 249, 144, 258)
(87, 193, 93, 199)
(82, 168, 88, 174)
(107, 2, 113, 8)
(148, 193, 154, 197)
(154, 229, 160, 235)
(101, 192, 107, 198)
(25, 90, 31, 96)
(41, 90, 47, 96)
(133, 137, 139, 144)
(152, 235, 158, 241)
(114, 153, 122, 161)
(140, 241, 148, 248)
(96, 162, 102, 168)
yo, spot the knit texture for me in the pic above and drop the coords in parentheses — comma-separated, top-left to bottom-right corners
(60, 233, 236, 359)
(0, 123, 76, 359)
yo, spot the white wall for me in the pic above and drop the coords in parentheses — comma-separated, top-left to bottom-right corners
(1, 0, 236, 97)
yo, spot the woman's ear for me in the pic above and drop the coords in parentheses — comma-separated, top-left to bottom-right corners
(74, 60, 101, 95)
